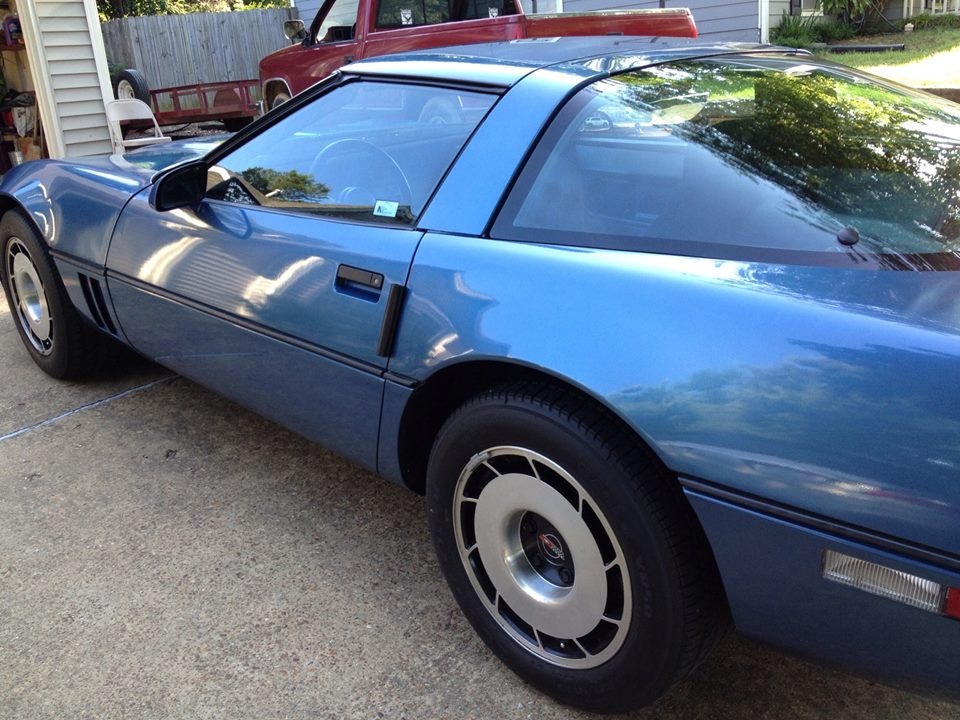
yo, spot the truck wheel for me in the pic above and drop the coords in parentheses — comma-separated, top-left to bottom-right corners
(113, 69, 150, 103)
(222, 117, 253, 132)
(270, 91, 291, 110)
(418, 97, 463, 125)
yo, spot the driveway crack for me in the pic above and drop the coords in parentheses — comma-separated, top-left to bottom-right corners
(0, 375, 175, 443)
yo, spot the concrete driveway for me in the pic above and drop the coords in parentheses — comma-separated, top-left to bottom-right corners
(1, 291, 957, 720)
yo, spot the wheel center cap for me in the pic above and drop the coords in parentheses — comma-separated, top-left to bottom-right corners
(471, 473, 607, 639)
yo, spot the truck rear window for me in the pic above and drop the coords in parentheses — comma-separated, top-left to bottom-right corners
(376, 0, 518, 27)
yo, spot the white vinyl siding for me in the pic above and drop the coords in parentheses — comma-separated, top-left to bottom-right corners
(562, 0, 761, 40)
(19, 0, 113, 157)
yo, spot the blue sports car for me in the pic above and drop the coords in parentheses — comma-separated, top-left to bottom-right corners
(1, 37, 958, 713)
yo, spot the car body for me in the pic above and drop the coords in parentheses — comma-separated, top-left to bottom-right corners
(2, 37, 959, 712)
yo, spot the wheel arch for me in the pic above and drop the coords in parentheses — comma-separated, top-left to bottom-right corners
(0, 194, 24, 223)
(262, 78, 293, 110)
(397, 358, 672, 496)
(0, 196, 47, 245)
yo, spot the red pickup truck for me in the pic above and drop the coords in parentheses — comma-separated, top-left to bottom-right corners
(259, 0, 697, 110)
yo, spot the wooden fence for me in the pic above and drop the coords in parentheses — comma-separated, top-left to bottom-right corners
(100, 8, 299, 90)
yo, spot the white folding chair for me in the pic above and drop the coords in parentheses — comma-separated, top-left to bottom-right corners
(105, 99, 172, 155)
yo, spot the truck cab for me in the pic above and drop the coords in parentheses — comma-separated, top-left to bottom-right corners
(259, 0, 697, 109)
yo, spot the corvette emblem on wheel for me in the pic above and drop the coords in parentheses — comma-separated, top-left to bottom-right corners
(537, 533, 565, 563)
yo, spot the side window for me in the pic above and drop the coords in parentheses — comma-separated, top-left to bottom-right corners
(493, 59, 960, 261)
(377, 0, 449, 26)
(206, 81, 496, 225)
(375, 0, 517, 27)
(314, 0, 360, 43)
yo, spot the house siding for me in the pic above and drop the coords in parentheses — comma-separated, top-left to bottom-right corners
(20, 0, 113, 157)
(564, 0, 760, 40)
(769, 0, 791, 26)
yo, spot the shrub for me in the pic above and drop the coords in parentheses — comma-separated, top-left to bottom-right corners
(812, 20, 856, 41)
(772, 12, 817, 46)
(910, 12, 960, 30)
(771, 13, 856, 46)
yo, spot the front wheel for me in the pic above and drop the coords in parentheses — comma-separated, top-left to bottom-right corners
(426, 384, 725, 713)
(0, 210, 111, 378)
(269, 91, 291, 110)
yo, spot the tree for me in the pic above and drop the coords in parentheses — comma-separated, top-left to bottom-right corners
(618, 62, 960, 260)
(98, 0, 171, 19)
(97, 0, 287, 19)
(240, 167, 330, 202)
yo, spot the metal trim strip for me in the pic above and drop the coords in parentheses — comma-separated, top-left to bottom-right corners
(681, 476, 960, 573)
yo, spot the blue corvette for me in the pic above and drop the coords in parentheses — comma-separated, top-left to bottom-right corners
(1, 37, 959, 712)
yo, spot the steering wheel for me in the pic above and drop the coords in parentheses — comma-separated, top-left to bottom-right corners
(309, 139, 413, 211)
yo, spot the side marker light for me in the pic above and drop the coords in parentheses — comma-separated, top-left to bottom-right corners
(821, 550, 959, 621)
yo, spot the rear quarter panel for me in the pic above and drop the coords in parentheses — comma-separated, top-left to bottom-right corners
(390, 235, 960, 558)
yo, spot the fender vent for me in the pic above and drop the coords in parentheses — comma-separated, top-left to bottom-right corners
(78, 274, 118, 335)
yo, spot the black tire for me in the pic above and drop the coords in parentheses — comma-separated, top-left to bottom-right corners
(0, 210, 111, 379)
(112, 68, 150, 103)
(270, 90, 291, 111)
(426, 383, 726, 713)
(417, 97, 464, 125)
(222, 117, 253, 133)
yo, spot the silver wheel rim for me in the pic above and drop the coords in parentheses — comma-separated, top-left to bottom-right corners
(115, 78, 136, 99)
(6, 237, 53, 355)
(453, 446, 632, 668)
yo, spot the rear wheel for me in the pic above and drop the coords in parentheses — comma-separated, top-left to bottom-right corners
(0, 210, 111, 378)
(426, 384, 725, 713)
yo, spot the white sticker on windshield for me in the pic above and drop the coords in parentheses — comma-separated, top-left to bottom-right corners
(400, 9, 413, 24)
(374, 200, 400, 218)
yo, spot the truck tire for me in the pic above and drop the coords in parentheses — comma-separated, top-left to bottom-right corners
(270, 91, 291, 110)
(222, 117, 253, 132)
(113, 69, 150, 103)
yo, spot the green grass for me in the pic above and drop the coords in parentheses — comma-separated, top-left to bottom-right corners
(815, 27, 960, 87)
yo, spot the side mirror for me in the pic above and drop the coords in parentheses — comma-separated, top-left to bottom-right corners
(283, 19, 307, 43)
(150, 160, 207, 212)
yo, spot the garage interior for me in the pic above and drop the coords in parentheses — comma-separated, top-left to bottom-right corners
(0, 0, 113, 171)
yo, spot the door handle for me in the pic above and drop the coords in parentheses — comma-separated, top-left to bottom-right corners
(336, 264, 383, 290)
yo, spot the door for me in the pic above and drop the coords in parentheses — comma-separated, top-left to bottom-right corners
(106, 78, 497, 466)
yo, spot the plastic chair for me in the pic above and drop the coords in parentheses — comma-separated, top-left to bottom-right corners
(105, 99, 171, 155)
